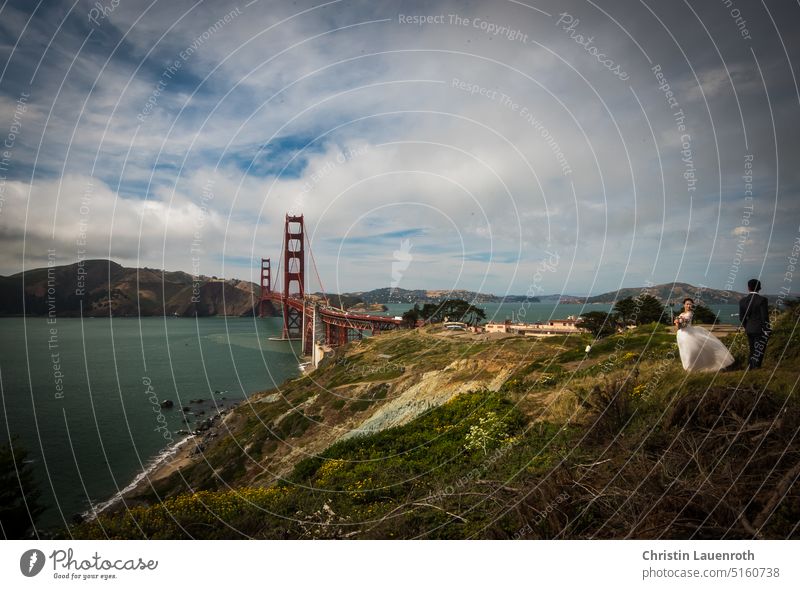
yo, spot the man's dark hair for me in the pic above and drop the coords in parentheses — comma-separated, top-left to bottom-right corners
(748, 278, 762, 292)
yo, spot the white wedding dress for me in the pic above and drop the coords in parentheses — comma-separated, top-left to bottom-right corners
(676, 312, 735, 372)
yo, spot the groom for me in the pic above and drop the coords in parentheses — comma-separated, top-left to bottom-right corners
(738, 278, 771, 369)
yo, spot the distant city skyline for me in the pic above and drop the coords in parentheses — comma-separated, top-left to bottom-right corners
(1, 0, 798, 297)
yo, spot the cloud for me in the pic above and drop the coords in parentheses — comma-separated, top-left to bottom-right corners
(1, 0, 798, 295)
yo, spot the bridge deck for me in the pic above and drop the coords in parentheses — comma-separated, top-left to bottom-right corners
(261, 291, 403, 328)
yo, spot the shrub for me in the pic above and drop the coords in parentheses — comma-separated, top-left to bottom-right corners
(766, 303, 800, 363)
(724, 330, 750, 367)
(578, 374, 639, 435)
(464, 412, 510, 454)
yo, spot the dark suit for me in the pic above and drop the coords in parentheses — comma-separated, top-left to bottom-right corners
(739, 292, 770, 368)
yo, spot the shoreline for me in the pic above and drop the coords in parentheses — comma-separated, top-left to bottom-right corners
(83, 401, 241, 522)
(83, 434, 197, 521)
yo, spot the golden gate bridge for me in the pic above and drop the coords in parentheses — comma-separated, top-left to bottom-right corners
(258, 214, 405, 356)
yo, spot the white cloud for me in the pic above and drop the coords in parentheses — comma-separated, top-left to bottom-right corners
(1, 0, 797, 295)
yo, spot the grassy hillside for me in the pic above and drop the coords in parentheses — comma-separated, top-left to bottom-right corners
(0, 259, 261, 317)
(71, 306, 800, 539)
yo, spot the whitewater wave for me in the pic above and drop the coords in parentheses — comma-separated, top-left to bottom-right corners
(82, 434, 195, 521)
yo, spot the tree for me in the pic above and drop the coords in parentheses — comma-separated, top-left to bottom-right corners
(417, 299, 486, 326)
(612, 297, 638, 324)
(401, 304, 420, 328)
(636, 294, 668, 324)
(577, 311, 617, 338)
(0, 441, 44, 539)
(418, 303, 439, 321)
(450, 300, 487, 326)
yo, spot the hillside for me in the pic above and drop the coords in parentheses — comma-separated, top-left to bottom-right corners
(0, 260, 261, 317)
(320, 282, 752, 305)
(585, 282, 745, 304)
(72, 304, 800, 539)
(0, 261, 534, 317)
(5, 260, 752, 316)
(347, 287, 508, 304)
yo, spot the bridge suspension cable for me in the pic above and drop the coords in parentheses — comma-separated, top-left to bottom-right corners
(306, 231, 329, 307)
(273, 231, 284, 294)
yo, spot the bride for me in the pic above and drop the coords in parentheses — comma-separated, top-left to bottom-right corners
(674, 298, 735, 372)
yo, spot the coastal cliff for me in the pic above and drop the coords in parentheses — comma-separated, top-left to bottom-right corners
(73, 306, 800, 539)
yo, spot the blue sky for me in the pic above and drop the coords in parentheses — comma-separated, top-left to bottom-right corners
(0, 0, 798, 296)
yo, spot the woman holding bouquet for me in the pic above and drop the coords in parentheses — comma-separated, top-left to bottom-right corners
(674, 298, 735, 372)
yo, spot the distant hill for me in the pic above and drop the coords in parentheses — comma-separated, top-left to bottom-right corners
(584, 282, 746, 305)
(1, 262, 532, 318)
(336, 287, 538, 304)
(0, 260, 260, 317)
(2, 260, 762, 318)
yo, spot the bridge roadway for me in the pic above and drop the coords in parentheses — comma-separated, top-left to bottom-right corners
(261, 290, 404, 353)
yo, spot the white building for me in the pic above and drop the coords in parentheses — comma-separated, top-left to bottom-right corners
(484, 317, 585, 337)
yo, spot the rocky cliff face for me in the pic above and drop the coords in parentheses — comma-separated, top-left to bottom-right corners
(0, 259, 262, 317)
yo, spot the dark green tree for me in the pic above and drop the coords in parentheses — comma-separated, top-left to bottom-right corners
(0, 441, 44, 539)
(401, 304, 421, 328)
(612, 297, 638, 324)
(417, 299, 486, 326)
(418, 303, 440, 321)
(439, 299, 487, 326)
(636, 294, 668, 324)
(448, 300, 486, 326)
(578, 311, 617, 338)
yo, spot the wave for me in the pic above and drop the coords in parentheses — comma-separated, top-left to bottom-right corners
(82, 434, 195, 521)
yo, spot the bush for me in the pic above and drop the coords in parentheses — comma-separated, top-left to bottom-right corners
(724, 330, 750, 367)
(464, 412, 510, 454)
(577, 374, 639, 436)
(766, 303, 800, 363)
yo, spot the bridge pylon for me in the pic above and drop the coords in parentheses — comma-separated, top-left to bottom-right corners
(258, 258, 275, 318)
(282, 214, 305, 341)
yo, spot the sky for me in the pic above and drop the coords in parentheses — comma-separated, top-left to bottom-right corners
(0, 0, 798, 297)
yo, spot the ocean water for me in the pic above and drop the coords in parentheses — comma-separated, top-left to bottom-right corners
(0, 316, 300, 531)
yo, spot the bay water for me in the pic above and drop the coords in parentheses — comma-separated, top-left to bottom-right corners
(0, 316, 299, 531)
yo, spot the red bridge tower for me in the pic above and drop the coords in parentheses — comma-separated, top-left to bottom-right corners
(258, 258, 274, 318)
(282, 214, 305, 340)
